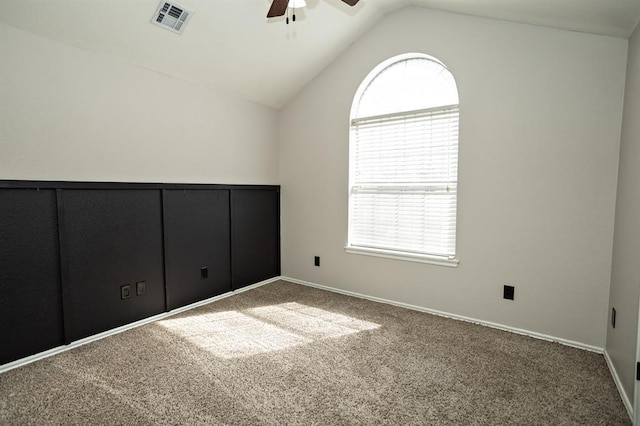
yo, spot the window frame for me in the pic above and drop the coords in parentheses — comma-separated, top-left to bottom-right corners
(345, 53, 460, 267)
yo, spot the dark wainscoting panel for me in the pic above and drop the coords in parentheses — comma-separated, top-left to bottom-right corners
(163, 189, 231, 310)
(0, 189, 64, 364)
(60, 189, 165, 342)
(231, 189, 281, 290)
(0, 180, 280, 364)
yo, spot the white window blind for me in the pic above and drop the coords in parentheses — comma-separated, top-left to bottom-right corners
(349, 105, 459, 258)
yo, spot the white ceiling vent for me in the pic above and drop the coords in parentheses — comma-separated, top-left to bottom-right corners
(151, 1, 192, 34)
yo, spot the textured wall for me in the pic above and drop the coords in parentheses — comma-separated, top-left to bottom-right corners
(607, 21, 640, 409)
(0, 24, 279, 185)
(279, 7, 627, 348)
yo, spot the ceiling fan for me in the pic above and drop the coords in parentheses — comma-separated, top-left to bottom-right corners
(267, 0, 360, 19)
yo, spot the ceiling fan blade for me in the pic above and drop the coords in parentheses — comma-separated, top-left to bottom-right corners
(267, 0, 289, 17)
(341, 0, 360, 6)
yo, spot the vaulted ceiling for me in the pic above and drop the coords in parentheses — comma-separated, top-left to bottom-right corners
(1, 0, 639, 109)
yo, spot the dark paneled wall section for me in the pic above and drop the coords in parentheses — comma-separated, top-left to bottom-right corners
(0, 181, 280, 365)
(163, 189, 231, 310)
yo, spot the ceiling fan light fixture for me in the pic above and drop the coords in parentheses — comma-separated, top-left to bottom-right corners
(267, 0, 358, 19)
(288, 0, 307, 9)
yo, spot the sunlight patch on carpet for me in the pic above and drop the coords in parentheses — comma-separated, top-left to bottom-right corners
(158, 311, 310, 358)
(247, 302, 380, 338)
(157, 303, 379, 359)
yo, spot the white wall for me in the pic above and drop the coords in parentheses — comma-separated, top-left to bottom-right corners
(0, 23, 279, 184)
(607, 22, 640, 408)
(279, 7, 627, 348)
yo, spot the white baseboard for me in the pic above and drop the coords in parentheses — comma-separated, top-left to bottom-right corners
(6, 274, 628, 421)
(604, 350, 634, 422)
(0, 277, 279, 375)
(281, 276, 604, 354)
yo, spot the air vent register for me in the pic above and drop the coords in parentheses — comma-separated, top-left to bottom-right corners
(151, 1, 192, 34)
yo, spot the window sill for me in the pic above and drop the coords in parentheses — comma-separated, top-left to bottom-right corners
(345, 246, 459, 268)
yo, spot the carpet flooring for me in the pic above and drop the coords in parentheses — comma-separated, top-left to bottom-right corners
(0, 280, 631, 425)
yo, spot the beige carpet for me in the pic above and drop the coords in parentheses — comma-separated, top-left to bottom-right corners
(0, 280, 630, 425)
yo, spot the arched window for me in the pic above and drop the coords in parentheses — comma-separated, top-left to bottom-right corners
(347, 53, 460, 265)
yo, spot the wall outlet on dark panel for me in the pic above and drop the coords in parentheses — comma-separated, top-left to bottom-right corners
(611, 307, 616, 328)
(503, 285, 515, 300)
(314, 256, 320, 267)
(120, 284, 131, 300)
(200, 267, 208, 279)
(136, 281, 146, 296)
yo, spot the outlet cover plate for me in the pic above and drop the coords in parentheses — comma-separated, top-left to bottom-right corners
(503, 285, 515, 300)
(121, 284, 131, 300)
(136, 281, 146, 296)
(611, 307, 616, 328)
